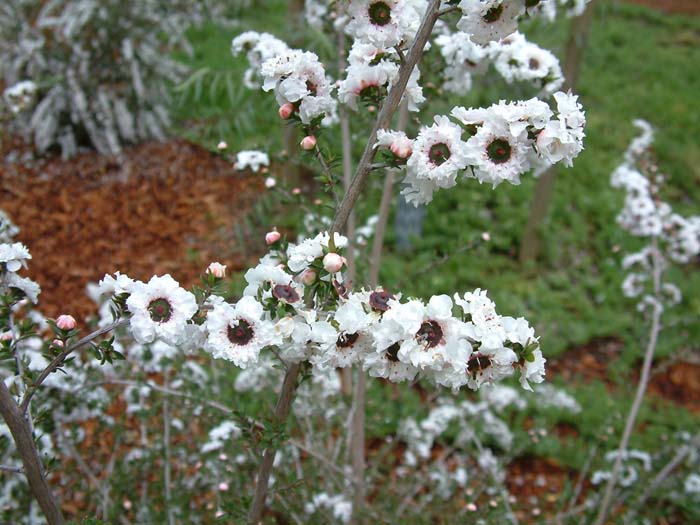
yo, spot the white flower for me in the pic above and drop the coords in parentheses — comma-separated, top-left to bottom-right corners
(684, 474, 700, 495)
(0, 242, 31, 272)
(309, 320, 371, 371)
(339, 62, 395, 111)
(96, 271, 135, 298)
(3, 273, 41, 303)
(286, 232, 348, 274)
(491, 33, 564, 94)
(202, 421, 242, 453)
(457, 0, 525, 45)
(0, 211, 20, 243)
(464, 116, 531, 186)
(260, 50, 336, 124)
(235, 150, 269, 172)
(405, 115, 469, 186)
(435, 32, 488, 94)
(126, 275, 198, 345)
(3, 80, 38, 114)
(346, 0, 422, 48)
(204, 296, 277, 368)
(375, 129, 413, 158)
(536, 119, 584, 167)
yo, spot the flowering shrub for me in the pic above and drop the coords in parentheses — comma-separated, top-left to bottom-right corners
(0, 0, 230, 157)
(0, 1, 595, 523)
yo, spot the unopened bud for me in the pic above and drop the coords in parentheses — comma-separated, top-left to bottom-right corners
(216, 141, 227, 150)
(218, 482, 230, 492)
(299, 269, 317, 286)
(300, 135, 317, 151)
(265, 176, 277, 188)
(266, 230, 281, 245)
(278, 103, 294, 120)
(56, 315, 77, 330)
(291, 187, 302, 195)
(52, 339, 64, 347)
(207, 262, 226, 278)
(390, 137, 413, 159)
(323, 253, 344, 273)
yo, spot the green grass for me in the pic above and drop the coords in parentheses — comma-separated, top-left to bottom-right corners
(170, 1, 700, 520)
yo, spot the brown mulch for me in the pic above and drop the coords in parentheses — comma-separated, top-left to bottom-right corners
(1, 139, 266, 322)
(547, 336, 624, 385)
(649, 361, 700, 413)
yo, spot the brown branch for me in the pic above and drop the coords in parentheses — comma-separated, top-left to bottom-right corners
(20, 319, 126, 415)
(330, 0, 442, 235)
(0, 380, 64, 524)
(247, 362, 302, 524)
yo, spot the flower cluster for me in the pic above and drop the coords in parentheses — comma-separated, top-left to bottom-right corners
(376, 92, 585, 205)
(231, 31, 291, 89)
(234, 150, 270, 173)
(91, 230, 542, 393)
(2, 80, 37, 115)
(261, 49, 337, 125)
(612, 120, 700, 312)
(0, 236, 40, 304)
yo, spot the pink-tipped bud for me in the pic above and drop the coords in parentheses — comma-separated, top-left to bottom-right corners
(0, 332, 11, 342)
(300, 135, 317, 151)
(52, 338, 64, 347)
(265, 176, 277, 188)
(323, 253, 344, 273)
(481, 232, 491, 242)
(266, 230, 281, 245)
(390, 137, 413, 159)
(299, 268, 317, 286)
(207, 262, 227, 278)
(216, 141, 228, 150)
(291, 187, 302, 195)
(313, 198, 322, 205)
(218, 482, 230, 492)
(56, 315, 77, 330)
(278, 103, 294, 120)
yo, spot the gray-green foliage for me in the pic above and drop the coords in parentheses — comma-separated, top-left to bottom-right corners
(0, 0, 233, 157)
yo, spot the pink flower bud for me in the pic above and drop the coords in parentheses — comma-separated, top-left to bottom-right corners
(52, 339, 64, 347)
(291, 187, 302, 195)
(265, 177, 277, 188)
(218, 482, 229, 492)
(216, 141, 227, 150)
(323, 253, 344, 273)
(56, 315, 77, 330)
(481, 232, 491, 242)
(278, 103, 295, 120)
(300, 135, 317, 151)
(390, 137, 413, 159)
(207, 262, 227, 278)
(0, 332, 11, 342)
(299, 269, 317, 286)
(266, 230, 281, 245)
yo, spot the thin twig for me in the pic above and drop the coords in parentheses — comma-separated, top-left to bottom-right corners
(594, 239, 664, 525)
(0, 464, 23, 474)
(163, 373, 175, 525)
(20, 319, 127, 414)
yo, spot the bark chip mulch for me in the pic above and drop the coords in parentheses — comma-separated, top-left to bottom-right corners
(1, 139, 266, 322)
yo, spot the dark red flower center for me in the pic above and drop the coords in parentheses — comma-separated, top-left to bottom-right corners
(416, 321, 444, 348)
(368, 1, 392, 26)
(337, 332, 360, 348)
(483, 4, 504, 23)
(148, 298, 172, 323)
(228, 319, 254, 346)
(428, 142, 451, 166)
(386, 342, 401, 362)
(486, 138, 512, 164)
(467, 353, 492, 375)
(369, 290, 394, 312)
(273, 284, 300, 303)
(528, 57, 541, 70)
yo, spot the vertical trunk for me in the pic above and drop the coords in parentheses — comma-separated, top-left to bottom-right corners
(519, 0, 597, 264)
